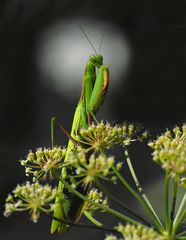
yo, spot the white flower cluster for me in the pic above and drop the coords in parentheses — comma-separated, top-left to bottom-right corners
(4, 182, 59, 222)
(76, 121, 144, 152)
(83, 188, 108, 213)
(149, 125, 186, 186)
(20, 146, 66, 181)
(67, 150, 121, 188)
(105, 224, 167, 240)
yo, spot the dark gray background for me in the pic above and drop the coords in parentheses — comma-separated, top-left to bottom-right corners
(1, 0, 186, 239)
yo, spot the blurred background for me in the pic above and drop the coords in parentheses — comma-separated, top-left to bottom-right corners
(1, 0, 186, 239)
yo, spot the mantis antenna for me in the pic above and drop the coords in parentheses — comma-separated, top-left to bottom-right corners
(79, 25, 98, 54)
(98, 31, 106, 54)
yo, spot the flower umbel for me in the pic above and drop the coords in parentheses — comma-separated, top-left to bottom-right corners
(20, 146, 66, 181)
(148, 125, 186, 179)
(4, 182, 59, 222)
(67, 150, 118, 188)
(76, 121, 142, 152)
(83, 188, 108, 214)
(105, 224, 166, 240)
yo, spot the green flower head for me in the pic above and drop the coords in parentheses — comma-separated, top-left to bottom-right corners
(148, 125, 186, 179)
(4, 182, 59, 222)
(76, 121, 144, 152)
(83, 188, 108, 213)
(20, 146, 67, 181)
(105, 224, 167, 240)
(67, 149, 119, 188)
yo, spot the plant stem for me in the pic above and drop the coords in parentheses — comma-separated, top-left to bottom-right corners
(177, 229, 186, 236)
(53, 171, 141, 226)
(165, 170, 170, 231)
(173, 208, 186, 236)
(175, 236, 186, 240)
(112, 165, 164, 232)
(169, 176, 178, 235)
(83, 210, 102, 227)
(173, 192, 186, 233)
(50, 117, 56, 148)
(124, 149, 162, 227)
(95, 179, 151, 227)
(47, 214, 118, 233)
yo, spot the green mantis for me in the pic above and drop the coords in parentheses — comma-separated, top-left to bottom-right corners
(51, 30, 109, 234)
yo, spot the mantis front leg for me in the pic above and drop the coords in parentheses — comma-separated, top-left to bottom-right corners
(86, 65, 109, 123)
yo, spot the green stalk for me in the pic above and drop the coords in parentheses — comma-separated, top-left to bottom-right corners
(83, 210, 102, 227)
(47, 213, 118, 233)
(53, 171, 142, 226)
(51, 117, 56, 148)
(165, 170, 170, 231)
(173, 208, 186, 235)
(169, 176, 178, 235)
(173, 192, 186, 232)
(112, 165, 164, 232)
(177, 230, 186, 236)
(175, 237, 186, 240)
(95, 179, 151, 227)
(124, 149, 162, 227)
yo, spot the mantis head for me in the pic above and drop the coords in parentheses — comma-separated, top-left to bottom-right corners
(89, 54, 103, 67)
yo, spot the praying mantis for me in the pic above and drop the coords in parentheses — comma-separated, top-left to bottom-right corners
(51, 28, 109, 234)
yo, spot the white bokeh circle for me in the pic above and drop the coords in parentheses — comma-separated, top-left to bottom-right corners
(36, 17, 132, 99)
